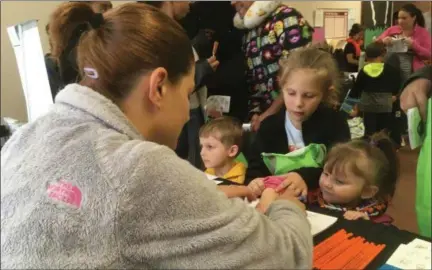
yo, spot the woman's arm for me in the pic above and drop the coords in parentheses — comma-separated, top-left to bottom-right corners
(118, 145, 313, 269)
(411, 30, 432, 59)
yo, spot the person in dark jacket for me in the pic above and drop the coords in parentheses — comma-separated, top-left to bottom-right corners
(180, 1, 249, 122)
(246, 48, 350, 191)
(344, 23, 364, 72)
(349, 42, 402, 138)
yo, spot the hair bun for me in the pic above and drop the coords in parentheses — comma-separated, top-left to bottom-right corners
(89, 13, 104, 29)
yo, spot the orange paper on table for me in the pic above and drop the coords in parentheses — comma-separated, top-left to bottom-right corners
(313, 229, 386, 270)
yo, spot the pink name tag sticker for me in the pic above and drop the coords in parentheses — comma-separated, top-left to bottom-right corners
(47, 180, 82, 209)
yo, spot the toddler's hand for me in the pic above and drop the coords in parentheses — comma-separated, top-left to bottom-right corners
(275, 172, 308, 197)
(344, 210, 370, 220)
(248, 178, 265, 197)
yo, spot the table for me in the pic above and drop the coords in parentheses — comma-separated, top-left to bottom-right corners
(310, 206, 431, 269)
(214, 178, 431, 269)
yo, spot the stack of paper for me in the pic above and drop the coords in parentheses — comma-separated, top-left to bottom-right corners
(380, 238, 431, 269)
(387, 38, 408, 53)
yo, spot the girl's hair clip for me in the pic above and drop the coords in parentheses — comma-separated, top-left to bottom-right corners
(83, 67, 99, 79)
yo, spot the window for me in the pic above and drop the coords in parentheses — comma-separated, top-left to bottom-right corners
(324, 11, 348, 39)
(7, 20, 53, 123)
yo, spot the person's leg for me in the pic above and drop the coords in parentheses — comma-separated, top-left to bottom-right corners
(187, 108, 204, 169)
(363, 112, 377, 138)
(376, 113, 391, 134)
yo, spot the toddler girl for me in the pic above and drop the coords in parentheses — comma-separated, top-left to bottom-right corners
(258, 133, 399, 221)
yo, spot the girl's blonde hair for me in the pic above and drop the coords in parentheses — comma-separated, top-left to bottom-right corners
(279, 47, 340, 107)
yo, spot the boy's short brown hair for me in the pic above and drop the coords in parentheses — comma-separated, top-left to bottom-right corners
(199, 117, 243, 150)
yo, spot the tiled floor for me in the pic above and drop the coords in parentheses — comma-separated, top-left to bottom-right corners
(386, 147, 420, 234)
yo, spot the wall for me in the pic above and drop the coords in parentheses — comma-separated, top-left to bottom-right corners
(285, 1, 362, 27)
(0, 1, 128, 122)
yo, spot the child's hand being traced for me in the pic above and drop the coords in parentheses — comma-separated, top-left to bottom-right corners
(344, 210, 370, 220)
(275, 172, 308, 197)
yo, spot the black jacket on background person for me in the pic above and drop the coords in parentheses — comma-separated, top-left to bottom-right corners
(245, 106, 351, 187)
(180, 1, 249, 122)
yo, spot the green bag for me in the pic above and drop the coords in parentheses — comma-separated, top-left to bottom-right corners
(416, 98, 431, 238)
(262, 143, 327, 175)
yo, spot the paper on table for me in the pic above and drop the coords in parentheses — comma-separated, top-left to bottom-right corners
(384, 243, 431, 269)
(246, 199, 337, 236)
(307, 211, 337, 236)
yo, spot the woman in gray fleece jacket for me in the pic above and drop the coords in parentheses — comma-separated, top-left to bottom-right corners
(1, 3, 312, 269)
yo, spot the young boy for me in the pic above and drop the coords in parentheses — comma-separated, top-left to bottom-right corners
(199, 116, 246, 184)
(349, 42, 402, 138)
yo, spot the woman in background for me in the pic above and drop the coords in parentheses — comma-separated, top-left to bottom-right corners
(344, 23, 364, 72)
(377, 3, 431, 80)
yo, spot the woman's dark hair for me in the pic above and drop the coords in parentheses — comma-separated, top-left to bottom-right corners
(400, 3, 426, 28)
(325, 132, 399, 199)
(49, 2, 194, 102)
(349, 23, 363, 37)
(392, 11, 399, 26)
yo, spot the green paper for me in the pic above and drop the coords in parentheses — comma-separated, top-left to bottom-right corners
(407, 107, 424, 149)
(262, 143, 327, 175)
(416, 98, 431, 238)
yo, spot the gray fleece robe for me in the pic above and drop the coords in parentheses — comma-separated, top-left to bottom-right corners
(1, 84, 312, 269)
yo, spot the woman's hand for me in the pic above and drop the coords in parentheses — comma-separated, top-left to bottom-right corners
(207, 56, 220, 71)
(256, 188, 278, 213)
(382, 37, 393, 46)
(248, 177, 265, 197)
(400, 78, 432, 121)
(275, 172, 308, 197)
(404, 37, 413, 48)
(277, 188, 306, 212)
(344, 210, 370, 220)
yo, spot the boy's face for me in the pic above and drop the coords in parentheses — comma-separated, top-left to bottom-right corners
(200, 135, 237, 169)
(318, 162, 379, 206)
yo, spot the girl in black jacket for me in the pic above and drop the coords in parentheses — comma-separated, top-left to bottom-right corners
(246, 48, 351, 190)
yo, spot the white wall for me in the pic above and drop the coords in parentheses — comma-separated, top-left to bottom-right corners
(0, 1, 128, 122)
(285, 1, 362, 27)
